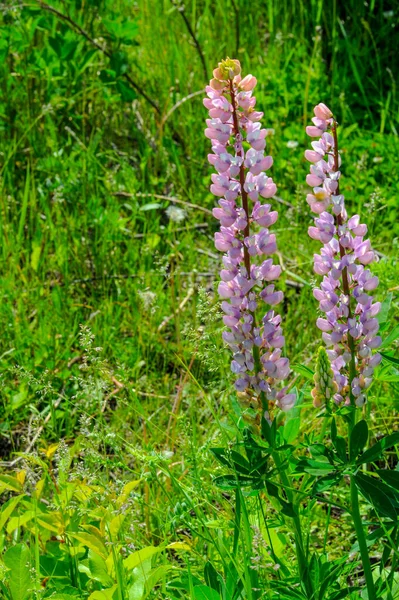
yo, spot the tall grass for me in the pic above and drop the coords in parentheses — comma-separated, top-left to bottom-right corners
(0, 1, 398, 597)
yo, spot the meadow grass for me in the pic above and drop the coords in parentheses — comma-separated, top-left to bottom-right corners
(0, 0, 398, 598)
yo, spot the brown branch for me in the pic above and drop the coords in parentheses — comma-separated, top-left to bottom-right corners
(171, 1, 208, 82)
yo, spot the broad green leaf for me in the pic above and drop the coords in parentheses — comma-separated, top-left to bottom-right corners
(49, 595, 81, 600)
(204, 561, 222, 594)
(3, 544, 31, 600)
(349, 420, 368, 461)
(0, 475, 23, 493)
(142, 565, 172, 599)
(193, 585, 221, 600)
(70, 533, 107, 559)
(124, 546, 163, 571)
(37, 512, 66, 535)
(87, 549, 114, 586)
(0, 495, 23, 530)
(128, 558, 152, 599)
(283, 417, 300, 444)
(116, 480, 141, 507)
(89, 586, 118, 600)
(354, 473, 398, 520)
(166, 542, 191, 551)
(48, 588, 81, 600)
(377, 469, 399, 490)
(109, 514, 125, 538)
(357, 432, 399, 465)
(313, 472, 342, 495)
(7, 510, 35, 534)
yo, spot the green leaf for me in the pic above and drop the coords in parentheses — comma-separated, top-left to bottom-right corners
(381, 324, 399, 348)
(193, 585, 221, 600)
(128, 558, 153, 599)
(48, 588, 82, 600)
(7, 510, 35, 534)
(0, 474, 23, 492)
(357, 432, 399, 465)
(87, 550, 114, 586)
(139, 203, 162, 211)
(210, 448, 231, 468)
(89, 586, 117, 600)
(124, 546, 162, 571)
(3, 544, 31, 600)
(103, 19, 139, 44)
(110, 51, 129, 76)
(70, 533, 107, 559)
(378, 293, 393, 324)
(296, 458, 333, 477)
(283, 417, 300, 444)
(377, 469, 399, 490)
(0, 495, 23, 531)
(141, 565, 171, 599)
(350, 420, 368, 461)
(291, 363, 314, 380)
(116, 80, 137, 102)
(380, 352, 399, 367)
(204, 562, 222, 594)
(313, 472, 342, 495)
(213, 474, 251, 489)
(332, 435, 347, 463)
(261, 416, 276, 448)
(354, 473, 398, 520)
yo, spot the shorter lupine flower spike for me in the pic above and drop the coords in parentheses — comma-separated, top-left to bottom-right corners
(205, 58, 294, 420)
(305, 103, 381, 408)
(311, 347, 338, 408)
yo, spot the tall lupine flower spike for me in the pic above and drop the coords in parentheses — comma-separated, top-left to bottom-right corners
(305, 104, 382, 408)
(204, 58, 295, 417)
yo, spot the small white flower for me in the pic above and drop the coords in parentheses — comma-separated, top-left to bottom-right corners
(287, 140, 299, 149)
(166, 205, 187, 223)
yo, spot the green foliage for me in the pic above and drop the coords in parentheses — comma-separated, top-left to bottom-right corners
(0, 0, 398, 598)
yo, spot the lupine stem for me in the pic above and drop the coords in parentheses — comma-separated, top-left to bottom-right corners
(228, 77, 267, 412)
(331, 122, 357, 414)
(350, 475, 377, 600)
(228, 78, 251, 273)
(272, 451, 308, 584)
(229, 78, 305, 570)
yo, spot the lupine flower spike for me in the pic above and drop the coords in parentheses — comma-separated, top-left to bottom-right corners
(305, 104, 381, 408)
(204, 58, 294, 420)
(311, 346, 337, 409)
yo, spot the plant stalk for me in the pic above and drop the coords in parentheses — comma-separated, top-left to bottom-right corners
(350, 475, 377, 600)
(331, 121, 356, 430)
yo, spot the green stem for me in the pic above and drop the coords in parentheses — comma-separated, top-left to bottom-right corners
(350, 475, 376, 600)
(272, 451, 307, 579)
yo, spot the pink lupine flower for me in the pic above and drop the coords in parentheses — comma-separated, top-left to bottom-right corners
(305, 104, 381, 408)
(205, 58, 293, 415)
